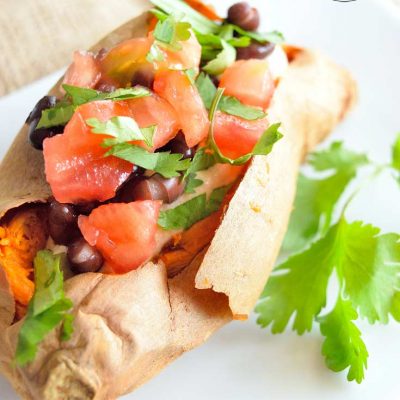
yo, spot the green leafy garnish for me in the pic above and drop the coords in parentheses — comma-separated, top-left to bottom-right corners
(392, 133, 400, 172)
(36, 86, 150, 129)
(86, 117, 155, 147)
(195, 72, 217, 109)
(15, 251, 74, 366)
(147, 13, 192, 63)
(203, 39, 236, 76)
(218, 96, 266, 120)
(319, 298, 368, 384)
(106, 143, 191, 178)
(256, 135, 400, 383)
(229, 25, 285, 45)
(184, 147, 217, 193)
(36, 103, 75, 129)
(158, 185, 230, 230)
(283, 142, 369, 253)
(150, 0, 220, 34)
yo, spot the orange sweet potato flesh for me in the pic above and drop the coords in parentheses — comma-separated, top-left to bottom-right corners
(0, 208, 48, 307)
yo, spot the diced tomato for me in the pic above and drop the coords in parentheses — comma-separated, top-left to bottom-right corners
(153, 31, 202, 73)
(219, 60, 275, 109)
(154, 69, 209, 147)
(43, 96, 180, 203)
(63, 51, 101, 89)
(43, 101, 133, 204)
(78, 201, 161, 273)
(125, 94, 180, 149)
(213, 111, 269, 159)
(101, 37, 152, 86)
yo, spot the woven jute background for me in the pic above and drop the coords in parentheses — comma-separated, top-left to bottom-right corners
(0, 0, 149, 97)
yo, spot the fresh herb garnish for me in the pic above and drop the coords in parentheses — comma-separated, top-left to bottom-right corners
(106, 143, 191, 178)
(150, 0, 220, 34)
(202, 39, 236, 76)
(283, 142, 369, 253)
(36, 103, 75, 129)
(196, 73, 267, 120)
(15, 250, 74, 366)
(36, 86, 150, 129)
(392, 133, 400, 176)
(86, 117, 155, 147)
(158, 185, 230, 230)
(147, 13, 192, 63)
(256, 138, 400, 383)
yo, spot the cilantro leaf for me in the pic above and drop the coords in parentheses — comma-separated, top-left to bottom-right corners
(37, 86, 150, 129)
(392, 133, 400, 173)
(63, 85, 99, 105)
(86, 116, 155, 147)
(229, 25, 285, 45)
(203, 39, 236, 76)
(219, 96, 266, 120)
(336, 221, 400, 324)
(15, 250, 74, 366)
(196, 72, 217, 109)
(36, 103, 75, 129)
(319, 298, 368, 384)
(283, 142, 369, 253)
(150, 0, 219, 34)
(153, 14, 191, 50)
(106, 143, 191, 178)
(184, 147, 216, 193)
(256, 225, 337, 334)
(158, 185, 229, 230)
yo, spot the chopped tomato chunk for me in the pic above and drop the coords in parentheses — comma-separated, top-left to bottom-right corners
(219, 60, 275, 109)
(78, 201, 161, 273)
(154, 69, 209, 147)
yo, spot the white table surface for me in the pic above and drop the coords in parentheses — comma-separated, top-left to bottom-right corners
(1, 0, 400, 399)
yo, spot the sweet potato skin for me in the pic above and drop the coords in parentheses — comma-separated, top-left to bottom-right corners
(0, 12, 356, 400)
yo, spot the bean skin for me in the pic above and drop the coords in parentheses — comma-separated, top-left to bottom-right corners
(68, 238, 104, 274)
(158, 133, 194, 159)
(236, 42, 276, 60)
(227, 2, 260, 31)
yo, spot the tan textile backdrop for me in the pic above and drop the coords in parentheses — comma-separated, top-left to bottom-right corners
(0, 0, 149, 97)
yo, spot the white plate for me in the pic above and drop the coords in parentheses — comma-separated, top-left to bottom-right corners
(1, 1, 400, 399)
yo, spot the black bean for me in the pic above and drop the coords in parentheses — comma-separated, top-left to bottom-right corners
(236, 42, 276, 60)
(118, 176, 169, 203)
(48, 200, 80, 245)
(227, 2, 260, 32)
(158, 133, 194, 159)
(152, 174, 185, 204)
(75, 201, 99, 216)
(131, 68, 155, 89)
(28, 122, 64, 150)
(68, 238, 103, 274)
(26, 96, 57, 124)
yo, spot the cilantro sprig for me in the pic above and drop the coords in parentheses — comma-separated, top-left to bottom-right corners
(37, 85, 150, 129)
(256, 137, 400, 383)
(150, 0, 284, 76)
(158, 185, 230, 230)
(15, 251, 74, 366)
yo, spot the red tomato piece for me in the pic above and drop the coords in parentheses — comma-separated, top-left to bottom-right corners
(63, 51, 101, 89)
(43, 101, 133, 204)
(213, 111, 269, 159)
(101, 37, 152, 86)
(219, 60, 275, 109)
(125, 94, 180, 149)
(153, 31, 201, 73)
(78, 201, 161, 273)
(154, 69, 209, 147)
